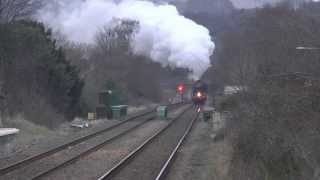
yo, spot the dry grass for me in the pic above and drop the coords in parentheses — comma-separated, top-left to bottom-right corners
(4, 115, 54, 146)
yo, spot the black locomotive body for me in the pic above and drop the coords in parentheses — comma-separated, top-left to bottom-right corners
(191, 80, 208, 106)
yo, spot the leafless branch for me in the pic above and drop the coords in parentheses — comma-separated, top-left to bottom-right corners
(0, 0, 43, 23)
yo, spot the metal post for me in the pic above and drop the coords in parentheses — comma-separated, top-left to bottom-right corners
(0, 114, 3, 128)
(0, 96, 4, 127)
(0, 83, 5, 127)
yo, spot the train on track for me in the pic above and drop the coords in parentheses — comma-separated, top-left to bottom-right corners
(191, 80, 208, 110)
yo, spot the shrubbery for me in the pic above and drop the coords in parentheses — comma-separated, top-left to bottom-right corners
(211, 3, 320, 179)
(0, 21, 83, 127)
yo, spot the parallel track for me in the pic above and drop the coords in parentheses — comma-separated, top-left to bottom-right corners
(97, 106, 198, 180)
(155, 109, 197, 180)
(0, 103, 182, 179)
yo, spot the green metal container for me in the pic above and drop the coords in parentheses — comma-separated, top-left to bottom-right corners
(157, 106, 168, 120)
(111, 105, 128, 119)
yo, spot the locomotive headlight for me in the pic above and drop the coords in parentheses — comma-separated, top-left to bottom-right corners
(196, 92, 202, 98)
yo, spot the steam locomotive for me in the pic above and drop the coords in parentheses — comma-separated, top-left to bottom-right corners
(191, 80, 208, 109)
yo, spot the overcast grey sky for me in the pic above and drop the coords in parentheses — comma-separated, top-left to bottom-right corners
(230, 0, 280, 8)
(230, 0, 311, 8)
(163, 0, 274, 9)
(161, 0, 312, 9)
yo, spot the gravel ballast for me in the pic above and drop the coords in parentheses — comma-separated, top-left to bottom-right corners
(107, 107, 197, 180)
(0, 104, 189, 180)
(42, 105, 191, 180)
(44, 120, 169, 180)
(166, 112, 232, 180)
(0, 105, 156, 167)
(1, 113, 156, 180)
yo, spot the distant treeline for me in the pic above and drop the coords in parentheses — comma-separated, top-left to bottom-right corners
(0, 13, 188, 127)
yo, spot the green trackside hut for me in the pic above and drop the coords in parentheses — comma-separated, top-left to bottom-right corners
(111, 105, 128, 120)
(157, 106, 168, 120)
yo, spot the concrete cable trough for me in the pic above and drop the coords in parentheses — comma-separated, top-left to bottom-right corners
(0, 128, 20, 157)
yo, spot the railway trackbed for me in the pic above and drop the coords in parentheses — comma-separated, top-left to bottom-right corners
(0, 104, 184, 180)
(97, 105, 198, 180)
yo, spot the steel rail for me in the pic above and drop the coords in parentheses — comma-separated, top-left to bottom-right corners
(0, 104, 169, 175)
(31, 103, 185, 179)
(155, 113, 199, 180)
(97, 105, 193, 180)
(31, 114, 155, 179)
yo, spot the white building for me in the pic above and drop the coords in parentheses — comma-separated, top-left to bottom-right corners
(224, 86, 247, 95)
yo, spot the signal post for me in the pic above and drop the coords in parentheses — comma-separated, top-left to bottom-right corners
(176, 83, 185, 103)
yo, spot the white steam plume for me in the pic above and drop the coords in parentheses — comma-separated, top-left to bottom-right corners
(38, 0, 215, 79)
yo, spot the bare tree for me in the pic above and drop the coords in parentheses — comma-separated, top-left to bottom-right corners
(0, 0, 42, 23)
(210, 3, 320, 180)
(95, 18, 139, 55)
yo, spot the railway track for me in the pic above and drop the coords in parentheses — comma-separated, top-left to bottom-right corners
(0, 103, 183, 180)
(97, 105, 198, 180)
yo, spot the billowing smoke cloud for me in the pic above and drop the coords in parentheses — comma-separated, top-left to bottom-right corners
(38, 0, 214, 79)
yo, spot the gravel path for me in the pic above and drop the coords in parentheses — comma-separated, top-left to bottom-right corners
(166, 112, 232, 180)
(108, 108, 196, 180)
